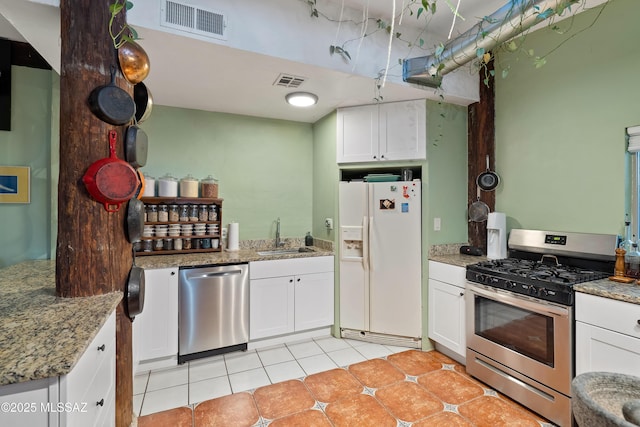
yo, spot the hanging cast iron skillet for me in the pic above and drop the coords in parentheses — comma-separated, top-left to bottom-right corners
(469, 186, 490, 222)
(477, 154, 500, 191)
(124, 123, 148, 168)
(83, 130, 140, 212)
(88, 66, 136, 126)
(133, 82, 153, 124)
(126, 198, 145, 243)
(125, 263, 145, 320)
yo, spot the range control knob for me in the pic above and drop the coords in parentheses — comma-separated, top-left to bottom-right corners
(528, 285, 537, 296)
(539, 288, 549, 297)
(475, 274, 486, 282)
(506, 281, 518, 289)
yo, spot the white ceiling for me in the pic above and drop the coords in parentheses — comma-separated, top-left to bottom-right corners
(0, 0, 606, 123)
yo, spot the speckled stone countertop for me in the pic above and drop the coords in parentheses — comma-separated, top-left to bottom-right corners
(428, 243, 486, 268)
(574, 279, 640, 305)
(135, 238, 334, 270)
(0, 260, 122, 386)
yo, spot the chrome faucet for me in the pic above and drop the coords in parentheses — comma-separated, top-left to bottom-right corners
(275, 217, 284, 247)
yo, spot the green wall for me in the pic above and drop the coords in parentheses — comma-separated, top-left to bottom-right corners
(139, 106, 314, 241)
(0, 66, 55, 268)
(495, 0, 638, 235)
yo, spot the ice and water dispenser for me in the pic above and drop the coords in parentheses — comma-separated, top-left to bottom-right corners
(341, 226, 364, 259)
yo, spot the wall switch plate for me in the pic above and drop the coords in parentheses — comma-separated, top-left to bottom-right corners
(325, 218, 333, 230)
(434, 217, 441, 231)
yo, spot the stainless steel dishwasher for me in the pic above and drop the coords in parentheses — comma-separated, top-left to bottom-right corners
(178, 263, 249, 364)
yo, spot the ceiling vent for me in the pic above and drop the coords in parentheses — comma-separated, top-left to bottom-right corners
(274, 73, 306, 88)
(161, 0, 227, 40)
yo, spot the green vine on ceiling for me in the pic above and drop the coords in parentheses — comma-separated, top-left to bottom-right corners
(305, 0, 612, 92)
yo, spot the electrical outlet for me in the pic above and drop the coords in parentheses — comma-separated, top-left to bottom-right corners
(221, 227, 228, 239)
(434, 217, 441, 231)
(325, 218, 333, 230)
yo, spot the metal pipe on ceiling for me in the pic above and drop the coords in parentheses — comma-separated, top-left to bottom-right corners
(403, 0, 579, 87)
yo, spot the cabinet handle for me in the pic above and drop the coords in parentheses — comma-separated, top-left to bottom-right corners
(289, 279, 293, 283)
(171, 271, 176, 276)
(380, 155, 385, 159)
(637, 320, 640, 326)
(97, 344, 106, 352)
(373, 155, 377, 159)
(96, 399, 104, 407)
(297, 278, 301, 282)
(459, 292, 464, 297)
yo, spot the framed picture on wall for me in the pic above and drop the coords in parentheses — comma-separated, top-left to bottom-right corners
(0, 166, 30, 203)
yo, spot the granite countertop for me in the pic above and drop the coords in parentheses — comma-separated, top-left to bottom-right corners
(574, 279, 640, 305)
(428, 253, 487, 268)
(135, 241, 334, 270)
(0, 260, 122, 386)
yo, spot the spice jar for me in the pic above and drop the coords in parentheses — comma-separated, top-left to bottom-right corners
(208, 204, 218, 221)
(158, 204, 169, 222)
(180, 174, 199, 198)
(198, 205, 208, 222)
(157, 174, 178, 197)
(154, 239, 164, 251)
(169, 204, 180, 222)
(179, 204, 189, 222)
(183, 238, 192, 250)
(146, 204, 158, 222)
(189, 204, 199, 222)
(142, 240, 153, 252)
(201, 175, 219, 198)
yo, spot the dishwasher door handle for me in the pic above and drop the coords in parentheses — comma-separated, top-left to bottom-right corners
(190, 270, 244, 279)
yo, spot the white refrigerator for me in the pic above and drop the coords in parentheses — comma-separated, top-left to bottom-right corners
(339, 180, 422, 343)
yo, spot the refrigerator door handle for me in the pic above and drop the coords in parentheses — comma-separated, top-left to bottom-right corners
(362, 215, 369, 272)
(368, 215, 373, 271)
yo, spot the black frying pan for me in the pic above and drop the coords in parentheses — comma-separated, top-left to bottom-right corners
(88, 66, 135, 126)
(477, 155, 500, 191)
(125, 265, 145, 320)
(126, 198, 144, 243)
(125, 125, 148, 168)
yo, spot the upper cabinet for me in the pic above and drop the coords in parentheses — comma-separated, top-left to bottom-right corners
(337, 100, 426, 163)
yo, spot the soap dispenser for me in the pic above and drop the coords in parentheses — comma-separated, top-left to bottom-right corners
(626, 236, 640, 278)
(305, 232, 313, 246)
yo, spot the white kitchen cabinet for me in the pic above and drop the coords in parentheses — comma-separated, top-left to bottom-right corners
(0, 311, 116, 427)
(575, 292, 640, 376)
(249, 257, 334, 340)
(337, 99, 426, 163)
(133, 267, 179, 373)
(59, 310, 116, 427)
(428, 261, 467, 359)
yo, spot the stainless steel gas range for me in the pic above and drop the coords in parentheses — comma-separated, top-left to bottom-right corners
(465, 229, 617, 427)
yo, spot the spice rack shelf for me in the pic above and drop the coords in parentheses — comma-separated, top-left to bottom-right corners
(137, 197, 223, 256)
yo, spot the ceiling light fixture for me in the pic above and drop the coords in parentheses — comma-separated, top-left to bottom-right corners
(285, 92, 318, 107)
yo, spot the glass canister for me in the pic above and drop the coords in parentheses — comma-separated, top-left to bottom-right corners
(169, 204, 180, 222)
(198, 205, 208, 222)
(142, 174, 156, 197)
(158, 204, 169, 222)
(146, 204, 158, 222)
(157, 174, 178, 197)
(201, 175, 219, 198)
(208, 204, 218, 221)
(189, 204, 199, 222)
(179, 204, 189, 222)
(180, 174, 199, 198)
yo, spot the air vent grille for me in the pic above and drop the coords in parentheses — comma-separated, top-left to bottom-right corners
(162, 0, 227, 40)
(274, 73, 306, 88)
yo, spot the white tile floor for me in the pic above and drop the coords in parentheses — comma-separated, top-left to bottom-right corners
(133, 335, 413, 417)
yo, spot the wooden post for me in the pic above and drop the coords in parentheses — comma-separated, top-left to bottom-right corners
(58, 1, 133, 425)
(468, 58, 496, 251)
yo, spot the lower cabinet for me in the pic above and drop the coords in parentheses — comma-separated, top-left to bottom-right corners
(133, 267, 179, 373)
(249, 257, 334, 340)
(428, 261, 467, 359)
(575, 292, 640, 376)
(0, 310, 116, 427)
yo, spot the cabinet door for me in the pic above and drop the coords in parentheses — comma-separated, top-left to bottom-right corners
(250, 277, 295, 339)
(575, 321, 640, 377)
(428, 279, 465, 357)
(0, 378, 58, 427)
(337, 104, 379, 163)
(134, 268, 178, 365)
(379, 100, 426, 161)
(294, 272, 334, 331)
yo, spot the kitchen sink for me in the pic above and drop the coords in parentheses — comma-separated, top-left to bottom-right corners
(257, 247, 315, 256)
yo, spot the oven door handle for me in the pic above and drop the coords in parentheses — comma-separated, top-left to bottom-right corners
(467, 283, 569, 317)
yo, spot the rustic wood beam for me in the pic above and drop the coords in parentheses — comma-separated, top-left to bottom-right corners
(58, 1, 133, 425)
(467, 58, 496, 251)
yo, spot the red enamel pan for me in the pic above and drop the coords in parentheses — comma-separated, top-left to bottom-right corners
(83, 130, 140, 212)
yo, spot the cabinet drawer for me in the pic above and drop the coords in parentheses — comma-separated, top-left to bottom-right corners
(576, 292, 640, 339)
(250, 256, 334, 279)
(428, 261, 466, 286)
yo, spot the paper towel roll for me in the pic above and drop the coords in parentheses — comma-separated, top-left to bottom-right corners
(227, 222, 239, 251)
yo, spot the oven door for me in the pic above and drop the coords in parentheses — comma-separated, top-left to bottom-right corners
(465, 282, 572, 396)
